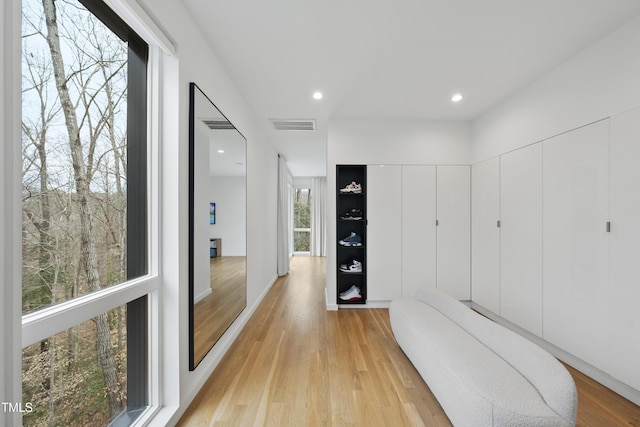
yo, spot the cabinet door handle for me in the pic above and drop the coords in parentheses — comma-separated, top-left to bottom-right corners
(497, 220, 501, 228)
(436, 219, 439, 226)
(606, 221, 611, 233)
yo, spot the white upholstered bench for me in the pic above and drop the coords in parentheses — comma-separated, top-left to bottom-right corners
(389, 288, 578, 426)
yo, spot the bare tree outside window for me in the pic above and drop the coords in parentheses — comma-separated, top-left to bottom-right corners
(21, 0, 134, 424)
(293, 188, 311, 252)
(22, 306, 127, 426)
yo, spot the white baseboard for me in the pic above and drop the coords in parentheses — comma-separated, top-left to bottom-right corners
(193, 288, 212, 304)
(363, 300, 391, 308)
(325, 287, 338, 311)
(336, 300, 391, 309)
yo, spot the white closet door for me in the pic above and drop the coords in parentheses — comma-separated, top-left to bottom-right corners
(543, 120, 609, 369)
(608, 107, 640, 391)
(401, 165, 436, 298)
(500, 143, 543, 336)
(437, 165, 471, 300)
(367, 165, 402, 301)
(471, 158, 500, 312)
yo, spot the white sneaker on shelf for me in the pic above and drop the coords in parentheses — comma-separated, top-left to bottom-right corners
(339, 181, 362, 193)
(339, 285, 361, 301)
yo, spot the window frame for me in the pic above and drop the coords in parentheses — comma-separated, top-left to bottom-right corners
(1, 1, 24, 425)
(17, 0, 162, 424)
(2, 0, 173, 424)
(292, 187, 312, 255)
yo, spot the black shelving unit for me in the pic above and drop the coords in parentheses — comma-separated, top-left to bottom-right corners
(336, 165, 367, 304)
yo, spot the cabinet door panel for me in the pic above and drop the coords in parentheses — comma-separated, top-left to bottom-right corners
(402, 166, 436, 298)
(608, 108, 640, 391)
(367, 165, 402, 301)
(471, 158, 500, 312)
(437, 166, 471, 300)
(543, 120, 609, 369)
(500, 144, 543, 336)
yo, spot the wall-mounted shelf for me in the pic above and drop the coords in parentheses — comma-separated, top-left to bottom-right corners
(336, 165, 367, 304)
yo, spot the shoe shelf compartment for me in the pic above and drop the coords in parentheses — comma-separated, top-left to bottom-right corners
(336, 164, 367, 305)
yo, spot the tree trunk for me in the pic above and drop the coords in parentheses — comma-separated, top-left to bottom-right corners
(95, 312, 122, 415)
(42, 0, 123, 418)
(106, 83, 127, 283)
(102, 73, 127, 355)
(48, 336, 56, 427)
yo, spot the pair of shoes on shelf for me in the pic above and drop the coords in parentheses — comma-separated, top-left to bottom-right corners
(339, 182, 362, 194)
(339, 232, 362, 246)
(340, 259, 362, 273)
(339, 285, 361, 301)
(340, 208, 363, 220)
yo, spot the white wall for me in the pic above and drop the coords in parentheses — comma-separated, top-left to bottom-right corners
(141, 1, 279, 424)
(329, 120, 471, 165)
(209, 176, 247, 256)
(326, 120, 471, 308)
(194, 125, 213, 302)
(472, 14, 640, 163)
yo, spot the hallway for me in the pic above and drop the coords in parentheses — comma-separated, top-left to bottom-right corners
(178, 256, 449, 426)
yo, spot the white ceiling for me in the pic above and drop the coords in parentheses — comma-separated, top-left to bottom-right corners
(182, 0, 640, 177)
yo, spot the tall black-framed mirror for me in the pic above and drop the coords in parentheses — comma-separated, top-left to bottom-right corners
(189, 82, 247, 370)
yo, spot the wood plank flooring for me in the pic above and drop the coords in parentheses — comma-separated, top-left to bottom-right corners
(193, 256, 247, 365)
(178, 256, 640, 426)
(566, 364, 640, 426)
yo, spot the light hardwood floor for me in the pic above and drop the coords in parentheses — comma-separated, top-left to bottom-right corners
(179, 256, 640, 426)
(193, 256, 246, 365)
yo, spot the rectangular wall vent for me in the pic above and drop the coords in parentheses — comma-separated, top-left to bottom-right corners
(203, 119, 235, 130)
(270, 119, 316, 131)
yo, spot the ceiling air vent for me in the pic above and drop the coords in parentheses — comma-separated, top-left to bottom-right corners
(270, 119, 316, 131)
(203, 119, 235, 130)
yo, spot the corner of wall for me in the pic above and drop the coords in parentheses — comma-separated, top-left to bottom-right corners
(471, 15, 640, 164)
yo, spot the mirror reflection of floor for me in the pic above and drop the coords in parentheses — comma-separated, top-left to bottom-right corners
(194, 256, 247, 366)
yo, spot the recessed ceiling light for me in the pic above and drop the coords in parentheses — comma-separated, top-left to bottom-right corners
(313, 91, 323, 100)
(451, 93, 463, 102)
(218, 149, 224, 153)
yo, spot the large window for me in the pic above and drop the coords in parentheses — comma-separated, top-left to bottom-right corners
(293, 188, 311, 253)
(21, 0, 150, 425)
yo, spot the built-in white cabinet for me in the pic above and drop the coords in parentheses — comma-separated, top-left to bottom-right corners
(437, 166, 471, 300)
(607, 107, 640, 391)
(401, 165, 437, 298)
(365, 164, 470, 301)
(367, 165, 402, 301)
(542, 120, 610, 370)
(471, 158, 500, 312)
(500, 143, 543, 337)
(469, 113, 640, 400)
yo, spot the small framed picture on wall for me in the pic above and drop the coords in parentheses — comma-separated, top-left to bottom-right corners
(210, 203, 216, 224)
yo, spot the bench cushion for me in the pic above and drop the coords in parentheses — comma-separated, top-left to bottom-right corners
(390, 298, 575, 426)
(415, 289, 577, 425)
